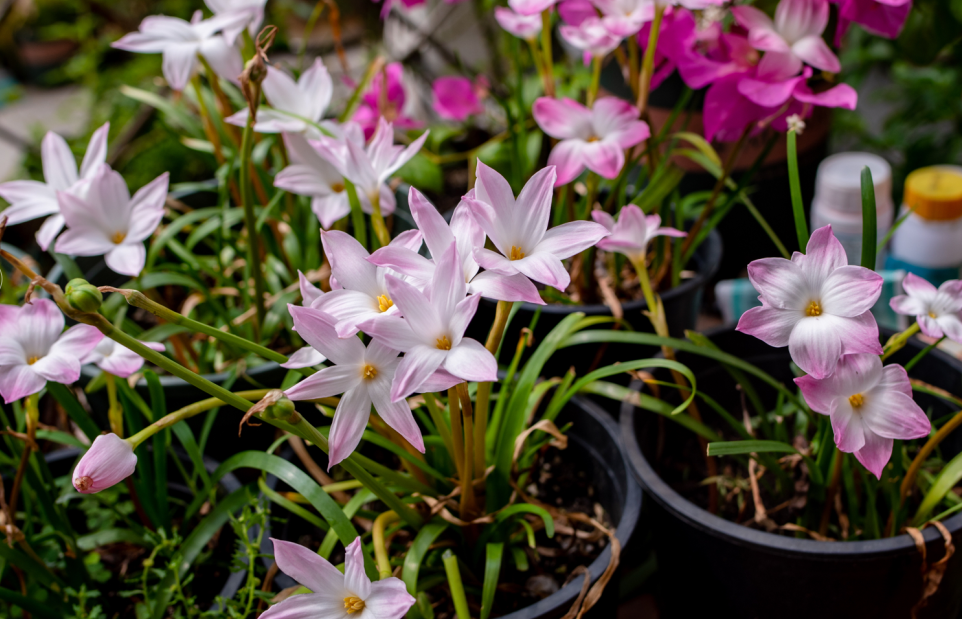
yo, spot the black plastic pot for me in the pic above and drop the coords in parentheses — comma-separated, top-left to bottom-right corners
(473, 229, 722, 380)
(619, 326, 962, 619)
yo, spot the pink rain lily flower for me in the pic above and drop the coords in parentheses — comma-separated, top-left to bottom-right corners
(112, 10, 247, 91)
(736, 225, 883, 379)
(732, 0, 840, 78)
(0, 123, 108, 250)
(285, 307, 435, 467)
(353, 62, 420, 140)
(595, 0, 656, 37)
(796, 354, 930, 479)
(494, 6, 543, 39)
(509, 0, 559, 15)
(56, 166, 169, 277)
(592, 205, 686, 261)
(358, 242, 498, 402)
(834, 0, 911, 43)
(281, 271, 329, 370)
(310, 229, 423, 338)
(226, 58, 333, 138)
(890, 274, 962, 343)
(559, 16, 623, 64)
(204, 0, 267, 40)
(0, 299, 102, 404)
(72, 434, 138, 494)
(82, 339, 166, 378)
(368, 187, 544, 304)
(263, 537, 414, 619)
(432, 77, 485, 122)
(533, 97, 650, 186)
(465, 163, 609, 292)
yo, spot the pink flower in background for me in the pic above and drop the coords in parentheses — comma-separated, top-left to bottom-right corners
(353, 62, 420, 139)
(464, 163, 609, 292)
(890, 274, 962, 343)
(509, 0, 559, 15)
(359, 242, 498, 402)
(0, 299, 102, 403)
(112, 11, 247, 90)
(285, 307, 430, 467)
(56, 166, 169, 277)
(736, 225, 883, 379)
(0, 123, 108, 250)
(226, 58, 333, 138)
(432, 77, 485, 121)
(796, 354, 930, 478)
(72, 434, 138, 494)
(592, 205, 686, 261)
(533, 97, 650, 185)
(834, 0, 911, 44)
(495, 7, 543, 38)
(368, 188, 544, 304)
(82, 339, 166, 378)
(732, 0, 840, 78)
(374, 0, 427, 19)
(560, 16, 623, 63)
(263, 537, 415, 619)
(594, 0, 655, 37)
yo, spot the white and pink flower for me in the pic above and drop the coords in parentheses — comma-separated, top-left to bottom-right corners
(82, 339, 166, 378)
(890, 274, 962, 343)
(495, 6, 543, 39)
(72, 433, 138, 494)
(592, 205, 686, 262)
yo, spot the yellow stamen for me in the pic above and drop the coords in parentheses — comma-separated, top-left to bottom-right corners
(111, 231, 126, 244)
(362, 364, 378, 380)
(331, 182, 345, 193)
(436, 336, 452, 350)
(805, 301, 822, 317)
(586, 135, 600, 142)
(929, 311, 938, 318)
(27, 356, 39, 365)
(849, 393, 865, 409)
(509, 246, 525, 261)
(377, 295, 393, 312)
(344, 596, 365, 614)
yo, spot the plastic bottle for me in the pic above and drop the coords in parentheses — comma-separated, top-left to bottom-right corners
(886, 166, 962, 286)
(810, 152, 893, 270)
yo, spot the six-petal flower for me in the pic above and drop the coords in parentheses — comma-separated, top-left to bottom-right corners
(890, 274, 962, 343)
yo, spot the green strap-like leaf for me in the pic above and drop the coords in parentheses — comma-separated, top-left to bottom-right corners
(914, 449, 962, 525)
(481, 543, 504, 619)
(46, 383, 99, 441)
(706, 440, 799, 456)
(403, 521, 449, 596)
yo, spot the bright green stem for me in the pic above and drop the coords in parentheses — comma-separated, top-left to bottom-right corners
(240, 112, 267, 339)
(442, 550, 471, 619)
(637, 4, 665, 114)
(369, 187, 391, 248)
(630, 255, 663, 335)
(540, 10, 555, 97)
(787, 130, 809, 251)
(905, 336, 946, 373)
(126, 390, 269, 448)
(587, 55, 603, 106)
(474, 300, 511, 477)
(373, 511, 400, 579)
(861, 165, 878, 270)
(106, 374, 124, 437)
(881, 322, 921, 361)
(344, 179, 368, 251)
(339, 57, 384, 123)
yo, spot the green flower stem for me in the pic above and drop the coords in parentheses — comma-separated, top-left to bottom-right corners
(369, 186, 391, 248)
(457, 382, 476, 519)
(8, 392, 39, 520)
(630, 255, 663, 335)
(106, 374, 124, 437)
(344, 179, 368, 252)
(339, 56, 385, 123)
(636, 4, 665, 115)
(126, 390, 269, 449)
(443, 549, 471, 619)
(787, 130, 809, 250)
(881, 322, 921, 361)
(474, 300, 511, 479)
(240, 108, 268, 339)
(373, 510, 400, 579)
(448, 387, 465, 482)
(587, 55, 603, 107)
(540, 10, 555, 97)
(424, 393, 458, 473)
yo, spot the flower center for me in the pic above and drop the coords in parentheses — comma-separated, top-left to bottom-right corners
(929, 311, 938, 318)
(436, 335, 452, 350)
(27, 355, 40, 365)
(509, 246, 525, 261)
(848, 393, 865, 409)
(331, 182, 345, 193)
(74, 476, 92, 492)
(111, 231, 126, 244)
(362, 364, 378, 380)
(805, 301, 822, 317)
(344, 596, 365, 614)
(377, 295, 394, 312)
(586, 135, 600, 142)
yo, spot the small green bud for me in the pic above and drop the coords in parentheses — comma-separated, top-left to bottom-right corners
(65, 279, 103, 313)
(262, 391, 297, 421)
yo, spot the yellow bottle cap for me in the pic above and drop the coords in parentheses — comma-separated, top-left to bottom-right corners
(904, 167, 962, 221)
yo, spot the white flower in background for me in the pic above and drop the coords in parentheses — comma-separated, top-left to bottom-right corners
(890, 273, 962, 343)
(55, 165, 169, 277)
(0, 123, 109, 250)
(82, 339, 166, 378)
(205, 0, 267, 40)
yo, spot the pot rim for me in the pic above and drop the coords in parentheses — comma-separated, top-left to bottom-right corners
(480, 228, 723, 316)
(500, 396, 642, 619)
(620, 325, 962, 559)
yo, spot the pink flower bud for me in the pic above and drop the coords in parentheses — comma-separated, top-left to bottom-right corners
(72, 434, 137, 494)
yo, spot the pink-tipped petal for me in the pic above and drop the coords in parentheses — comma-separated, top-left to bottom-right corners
(105, 243, 147, 277)
(795, 374, 835, 415)
(736, 305, 799, 348)
(443, 338, 498, 383)
(854, 430, 892, 480)
(288, 305, 366, 366)
(357, 315, 423, 353)
(369, 378, 424, 453)
(72, 434, 137, 493)
(862, 392, 930, 440)
(327, 386, 373, 468)
(321, 231, 380, 298)
(546, 140, 585, 187)
(469, 271, 544, 304)
(390, 346, 446, 402)
(269, 538, 345, 595)
(820, 265, 883, 317)
(285, 364, 361, 401)
(788, 317, 842, 379)
(343, 537, 373, 600)
(746, 258, 808, 311)
(535, 220, 609, 259)
(473, 247, 520, 277)
(41, 131, 78, 190)
(831, 404, 866, 453)
(580, 140, 625, 179)
(0, 365, 46, 404)
(792, 35, 840, 73)
(513, 252, 571, 291)
(836, 312, 883, 356)
(532, 97, 592, 140)
(365, 578, 417, 619)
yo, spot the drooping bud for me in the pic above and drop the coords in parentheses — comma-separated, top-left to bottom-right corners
(65, 278, 103, 313)
(73, 434, 137, 494)
(263, 392, 297, 422)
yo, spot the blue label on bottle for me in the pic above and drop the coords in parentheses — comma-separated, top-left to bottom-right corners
(884, 256, 961, 287)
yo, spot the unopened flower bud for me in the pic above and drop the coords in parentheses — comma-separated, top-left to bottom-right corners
(263, 392, 297, 421)
(65, 278, 103, 313)
(73, 434, 137, 494)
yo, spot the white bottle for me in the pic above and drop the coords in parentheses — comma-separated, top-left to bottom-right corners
(811, 152, 894, 270)
(887, 166, 962, 286)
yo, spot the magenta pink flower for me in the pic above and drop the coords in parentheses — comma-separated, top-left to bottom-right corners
(358, 242, 498, 402)
(736, 225, 883, 379)
(263, 537, 414, 619)
(592, 205, 686, 261)
(732, 0, 840, 78)
(465, 163, 608, 291)
(890, 274, 962, 343)
(834, 0, 911, 44)
(72, 434, 138, 494)
(0, 299, 102, 403)
(494, 6, 543, 39)
(533, 97, 650, 186)
(368, 188, 543, 304)
(795, 354, 930, 478)
(432, 77, 484, 122)
(82, 339, 166, 378)
(509, 0, 559, 16)
(353, 62, 420, 140)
